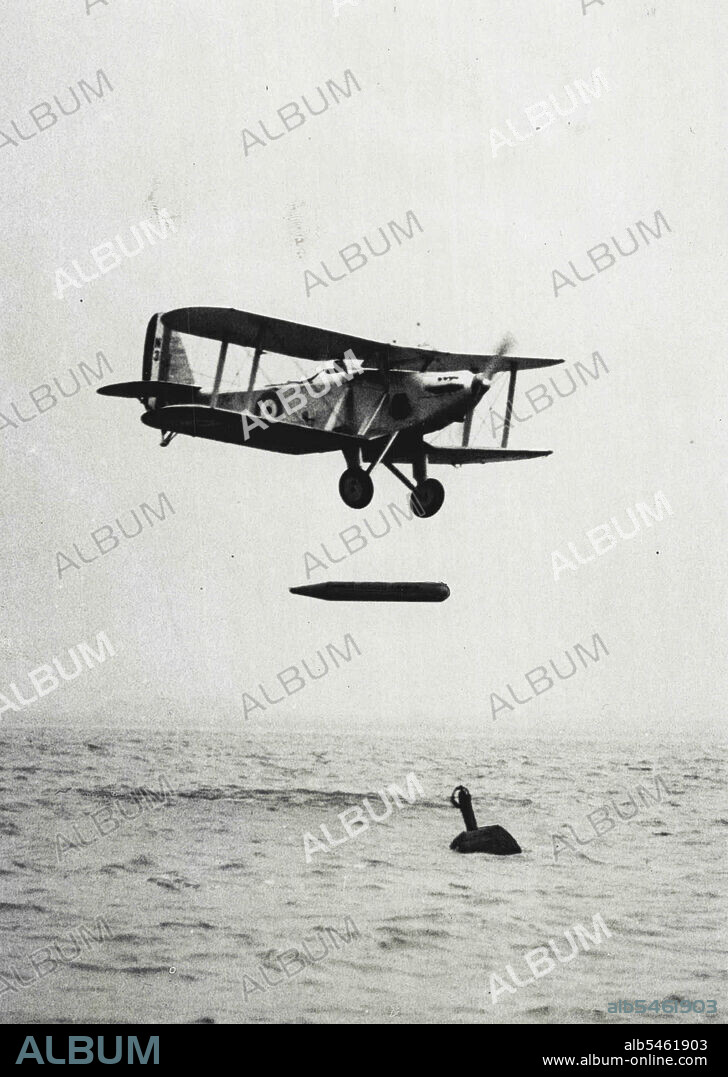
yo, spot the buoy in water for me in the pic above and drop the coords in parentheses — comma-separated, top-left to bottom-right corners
(449, 785, 521, 855)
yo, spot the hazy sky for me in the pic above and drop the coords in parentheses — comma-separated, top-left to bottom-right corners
(1, 0, 726, 737)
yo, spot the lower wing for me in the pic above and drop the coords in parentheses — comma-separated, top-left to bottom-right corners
(424, 444, 552, 465)
(140, 405, 375, 456)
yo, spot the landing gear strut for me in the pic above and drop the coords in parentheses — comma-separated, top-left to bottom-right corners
(408, 453, 445, 517)
(338, 441, 446, 517)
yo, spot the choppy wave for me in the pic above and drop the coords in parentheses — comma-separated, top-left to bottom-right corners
(0, 728, 724, 1025)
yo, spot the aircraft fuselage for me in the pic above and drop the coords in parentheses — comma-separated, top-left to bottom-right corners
(202, 368, 487, 440)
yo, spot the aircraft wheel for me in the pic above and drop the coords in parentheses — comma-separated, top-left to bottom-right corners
(339, 468, 374, 509)
(411, 478, 445, 518)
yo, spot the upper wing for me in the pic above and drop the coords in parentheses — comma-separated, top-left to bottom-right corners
(161, 307, 371, 363)
(424, 445, 553, 465)
(140, 405, 378, 455)
(160, 307, 563, 374)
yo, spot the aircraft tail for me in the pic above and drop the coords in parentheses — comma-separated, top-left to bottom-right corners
(143, 312, 195, 386)
(167, 333, 195, 385)
(135, 313, 196, 411)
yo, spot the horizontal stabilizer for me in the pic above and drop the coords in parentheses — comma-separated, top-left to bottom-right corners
(424, 444, 553, 466)
(97, 381, 201, 403)
(141, 405, 375, 455)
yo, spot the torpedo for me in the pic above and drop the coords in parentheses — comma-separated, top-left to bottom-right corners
(449, 785, 521, 855)
(290, 581, 450, 602)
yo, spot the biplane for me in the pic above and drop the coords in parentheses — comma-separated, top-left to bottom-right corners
(98, 307, 563, 517)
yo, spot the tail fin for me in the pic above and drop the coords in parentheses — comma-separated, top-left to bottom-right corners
(167, 333, 194, 386)
(143, 313, 194, 385)
(140, 313, 195, 412)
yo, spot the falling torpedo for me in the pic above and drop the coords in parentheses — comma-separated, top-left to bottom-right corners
(289, 581, 450, 602)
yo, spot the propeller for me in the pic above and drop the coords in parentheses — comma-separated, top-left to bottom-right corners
(461, 334, 514, 447)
